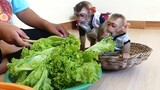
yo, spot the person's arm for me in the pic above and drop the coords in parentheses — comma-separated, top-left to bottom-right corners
(0, 22, 31, 47)
(16, 8, 68, 37)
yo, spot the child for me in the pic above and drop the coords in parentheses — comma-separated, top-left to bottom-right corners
(99, 13, 131, 59)
(74, 1, 106, 50)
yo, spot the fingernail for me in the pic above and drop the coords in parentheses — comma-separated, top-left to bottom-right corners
(26, 36, 30, 39)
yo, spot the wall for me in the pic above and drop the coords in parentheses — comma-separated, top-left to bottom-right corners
(13, 0, 160, 29)
(94, 0, 160, 21)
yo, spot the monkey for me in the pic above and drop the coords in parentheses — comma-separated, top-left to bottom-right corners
(74, 1, 106, 50)
(98, 13, 131, 59)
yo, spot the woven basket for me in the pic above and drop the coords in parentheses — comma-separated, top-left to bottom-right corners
(98, 42, 152, 70)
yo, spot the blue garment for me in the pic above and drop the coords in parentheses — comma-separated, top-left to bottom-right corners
(10, 0, 29, 14)
(6, 0, 29, 23)
(0, 0, 29, 62)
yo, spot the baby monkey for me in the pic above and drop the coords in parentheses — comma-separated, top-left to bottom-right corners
(74, 1, 106, 50)
(98, 13, 131, 59)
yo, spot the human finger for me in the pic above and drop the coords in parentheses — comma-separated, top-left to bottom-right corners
(16, 29, 30, 39)
(14, 29, 31, 47)
(57, 26, 68, 37)
(14, 37, 31, 47)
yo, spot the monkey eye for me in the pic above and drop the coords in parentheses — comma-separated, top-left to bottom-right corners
(107, 22, 117, 28)
(75, 13, 87, 18)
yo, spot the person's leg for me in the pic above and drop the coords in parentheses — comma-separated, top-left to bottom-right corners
(22, 28, 52, 40)
(0, 40, 22, 74)
(0, 40, 22, 58)
(0, 58, 8, 74)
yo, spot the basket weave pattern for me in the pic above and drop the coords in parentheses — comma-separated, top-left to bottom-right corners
(98, 43, 152, 70)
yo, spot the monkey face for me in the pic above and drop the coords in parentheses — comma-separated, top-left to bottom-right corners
(107, 18, 125, 36)
(75, 7, 90, 24)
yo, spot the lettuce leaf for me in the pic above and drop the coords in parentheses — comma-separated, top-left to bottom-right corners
(86, 36, 115, 54)
(7, 34, 101, 90)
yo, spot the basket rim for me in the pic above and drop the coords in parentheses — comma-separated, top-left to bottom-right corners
(98, 42, 152, 70)
(99, 42, 152, 58)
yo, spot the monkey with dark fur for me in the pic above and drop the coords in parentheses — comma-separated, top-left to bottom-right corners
(98, 13, 131, 59)
(74, 1, 106, 50)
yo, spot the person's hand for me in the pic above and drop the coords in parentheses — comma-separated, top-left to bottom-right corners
(46, 23, 69, 38)
(0, 23, 31, 47)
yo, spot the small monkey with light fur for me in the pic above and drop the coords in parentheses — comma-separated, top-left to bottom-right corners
(98, 13, 131, 59)
(74, 1, 106, 50)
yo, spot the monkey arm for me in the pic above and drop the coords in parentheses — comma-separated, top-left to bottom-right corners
(80, 36, 86, 51)
(122, 42, 131, 59)
(98, 22, 110, 41)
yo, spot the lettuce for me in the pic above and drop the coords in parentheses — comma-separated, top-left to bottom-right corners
(7, 34, 101, 90)
(86, 36, 115, 54)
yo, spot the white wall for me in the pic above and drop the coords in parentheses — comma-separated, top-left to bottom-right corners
(13, 0, 160, 28)
(94, 0, 160, 21)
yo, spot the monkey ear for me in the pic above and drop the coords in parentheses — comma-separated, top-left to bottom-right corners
(121, 22, 130, 32)
(124, 23, 130, 29)
(126, 23, 130, 27)
(121, 26, 126, 32)
(90, 7, 96, 14)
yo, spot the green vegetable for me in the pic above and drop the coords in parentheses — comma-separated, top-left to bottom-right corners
(7, 34, 101, 90)
(8, 47, 55, 76)
(86, 36, 115, 54)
